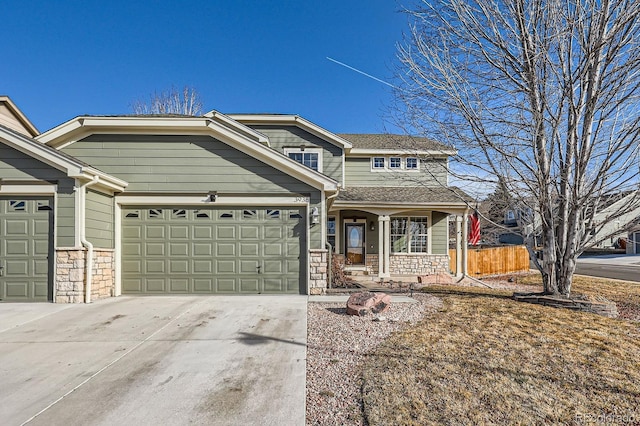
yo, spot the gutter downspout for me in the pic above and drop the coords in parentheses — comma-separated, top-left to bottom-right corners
(325, 242, 333, 289)
(78, 175, 99, 303)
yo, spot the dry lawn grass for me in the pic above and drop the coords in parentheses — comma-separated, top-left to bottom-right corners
(361, 279, 640, 425)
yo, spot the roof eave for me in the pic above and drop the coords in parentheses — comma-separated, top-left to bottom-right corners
(36, 116, 337, 193)
(347, 148, 457, 156)
(0, 96, 40, 137)
(226, 113, 353, 150)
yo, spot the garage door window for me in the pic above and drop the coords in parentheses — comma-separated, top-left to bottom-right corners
(9, 200, 26, 212)
(149, 209, 162, 219)
(267, 209, 280, 219)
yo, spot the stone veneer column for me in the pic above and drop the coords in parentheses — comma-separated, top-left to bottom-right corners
(309, 249, 328, 295)
(55, 248, 115, 303)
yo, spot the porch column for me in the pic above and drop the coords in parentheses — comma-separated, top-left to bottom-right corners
(378, 215, 384, 277)
(455, 215, 463, 277)
(462, 212, 469, 275)
(383, 215, 391, 277)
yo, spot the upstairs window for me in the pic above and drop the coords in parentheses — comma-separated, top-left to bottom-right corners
(371, 156, 420, 171)
(406, 157, 419, 170)
(284, 148, 322, 172)
(372, 157, 385, 169)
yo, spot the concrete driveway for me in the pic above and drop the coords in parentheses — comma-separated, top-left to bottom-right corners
(0, 296, 307, 426)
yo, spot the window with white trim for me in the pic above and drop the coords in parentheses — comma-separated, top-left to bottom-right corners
(284, 148, 323, 172)
(390, 216, 429, 253)
(391, 217, 408, 253)
(389, 157, 402, 169)
(327, 216, 336, 251)
(372, 157, 385, 169)
(406, 157, 418, 170)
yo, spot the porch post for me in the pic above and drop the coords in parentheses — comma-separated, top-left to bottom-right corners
(378, 215, 384, 278)
(455, 215, 463, 277)
(462, 212, 469, 275)
(383, 216, 391, 277)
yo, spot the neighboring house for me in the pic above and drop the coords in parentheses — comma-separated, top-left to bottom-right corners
(1, 99, 473, 303)
(0, 96, 39, 138)
(498, 204, 537, 245)
(588, 190, 640, 250)
(626, 224, 640, 254)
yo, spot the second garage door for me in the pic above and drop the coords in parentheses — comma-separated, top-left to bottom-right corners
(0, 197, 52, 302)
(122, 207, 305, 294)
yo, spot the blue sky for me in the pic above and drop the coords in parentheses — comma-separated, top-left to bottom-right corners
(2, 1, 409, 134)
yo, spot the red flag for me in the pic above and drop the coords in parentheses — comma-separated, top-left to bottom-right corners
(469, 210, 481, 246)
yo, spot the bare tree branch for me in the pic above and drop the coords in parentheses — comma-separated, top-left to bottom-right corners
(130, 86, 203, 116)
(394, 0, 640, 296)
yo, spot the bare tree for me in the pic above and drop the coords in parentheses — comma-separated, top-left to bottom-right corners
(395, 0, 640, 295)
(131, 86, 203, 116)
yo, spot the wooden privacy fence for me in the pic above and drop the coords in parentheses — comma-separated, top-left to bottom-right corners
(449, 245, 530, 276)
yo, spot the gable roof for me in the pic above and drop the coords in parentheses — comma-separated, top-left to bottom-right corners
(0, 124, 127, 192)
(338, 133, 456, 156)
(36, 114, 338, 193)
(0, 96, 39, 137)
(223, 113, 353, 150)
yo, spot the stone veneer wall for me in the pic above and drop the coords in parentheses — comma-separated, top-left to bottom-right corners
(389, 254, 449, 275)
(309, 249, 328, 295)
(55, 249, 115, 303)
(334, 253, 449, 276)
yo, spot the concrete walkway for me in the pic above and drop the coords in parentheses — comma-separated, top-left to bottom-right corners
(0, 295, 307, 426)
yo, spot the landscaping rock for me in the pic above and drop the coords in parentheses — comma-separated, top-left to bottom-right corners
(513, 292, 618, 318)
(346, 292, 391, 316)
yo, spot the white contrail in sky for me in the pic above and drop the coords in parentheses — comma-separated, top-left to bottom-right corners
(326, 57, 398, 89)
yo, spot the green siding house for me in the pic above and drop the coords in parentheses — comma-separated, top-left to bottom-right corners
(1, 97, 472, 303)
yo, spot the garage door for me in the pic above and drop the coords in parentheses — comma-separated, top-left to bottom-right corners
(122, 207, 305, 294)
(0, 198, 52, 302)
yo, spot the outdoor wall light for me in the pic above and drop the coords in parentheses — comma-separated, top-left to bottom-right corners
(208, 191, 217, 202)
(310, 207, 320, 224)
(370, 221, 375, 231)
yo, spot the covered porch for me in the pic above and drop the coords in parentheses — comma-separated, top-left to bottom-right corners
(328, 187, 472, 279)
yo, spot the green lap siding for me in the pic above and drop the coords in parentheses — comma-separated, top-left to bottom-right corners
(249, 125, 344, 185)
(431, 211, 448, 255)
(86, 189, 114, 248)
(62, 135, 318, 194)
(62, 134, 324, 250)
(0, 144, 76, 247)
(345, 157, 448, 187)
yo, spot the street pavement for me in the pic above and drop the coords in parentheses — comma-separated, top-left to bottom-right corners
(0, 295, 307, 426)
(576, 254, 640, 282)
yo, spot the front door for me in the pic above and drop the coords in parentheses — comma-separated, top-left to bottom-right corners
(345, 223, 365, 265)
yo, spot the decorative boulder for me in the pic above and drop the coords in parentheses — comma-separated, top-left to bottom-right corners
(346, 291, 391, 316)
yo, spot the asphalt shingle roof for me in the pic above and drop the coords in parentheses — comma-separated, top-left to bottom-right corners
(336, 186, 474, 204)
(337, 133, 450, 151)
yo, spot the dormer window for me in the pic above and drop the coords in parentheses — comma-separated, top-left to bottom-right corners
(284, 148, 323, 172)
(389, 157, 402, 169)
(372, 157, 385, 169)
